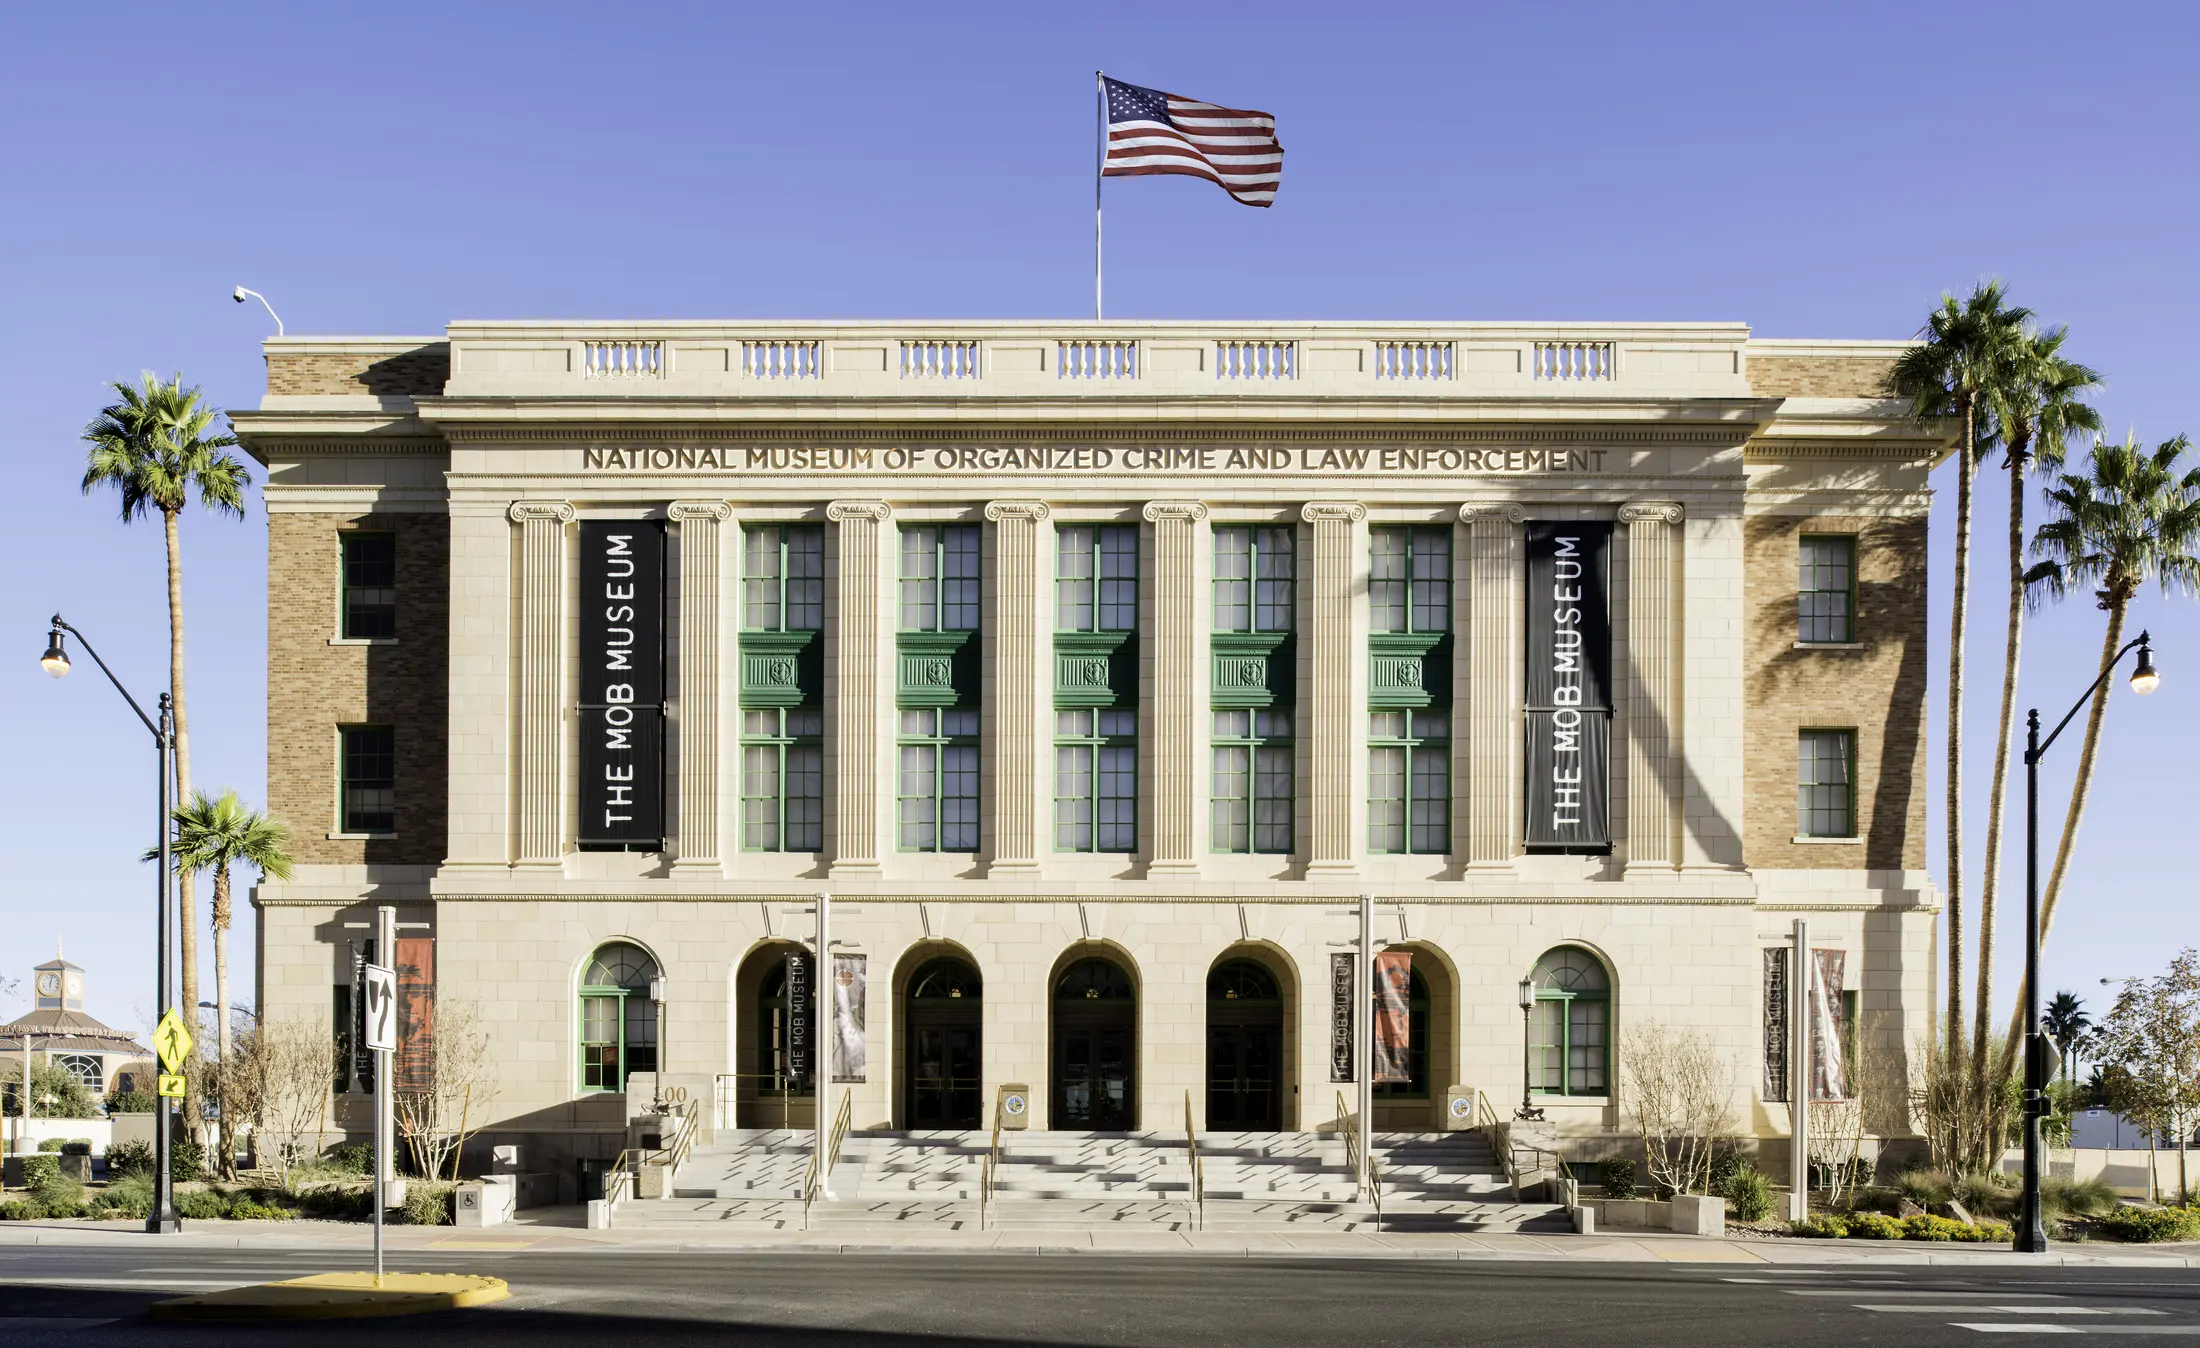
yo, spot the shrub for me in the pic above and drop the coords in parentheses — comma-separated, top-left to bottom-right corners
(327, 1143, 374, 1176)
(1953, 1169, 2018, 1218)
(20, 1155, 59, 1188)
(169, 1137, 206, 1183)
(2096, 1205, 2200, 1244)
(90, 1175, 152, 1221)
(1723, 1166, 1776, 1223)
(1846, 1211, 1905, 1240)
(1598, 1158, 1637, 1199)
(59, 1140, 91, 1157)
(105, 1140, 154, 1179)
(173, 1188, 233, 1220)
(1897, 1168, 1952, 1210)
(290, 1185, 372, 1221)
(105, 1089, 156, 1115)
(0, 1200, 48, 1221)
(1791, 1214, 1850, 1239)
(401, 1182, 453, 1227)
(2042, 1175, 2119, 1225)
(35, 1139, 63, 1153)
(228, 1201, 293, 1221)
(1706, 1148, 1744, 1195)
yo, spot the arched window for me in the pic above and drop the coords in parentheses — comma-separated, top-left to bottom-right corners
(909, 957, 982, 1001)
(1207, 959, 1281, 1003)
(1372, 968, 1431, 1100)
(1529, 946, 1610, 1097)
(579, 942, 660, 1093)
(56, 1054, 103, 1094)
(1055, 957, 1134, 1001)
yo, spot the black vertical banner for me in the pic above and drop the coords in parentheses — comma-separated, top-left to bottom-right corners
(1524, 521, 1612, 849)
(1328, 953, 1355, 1083)
(578, 520, 666, 847)
(784, 951, 813, 1090)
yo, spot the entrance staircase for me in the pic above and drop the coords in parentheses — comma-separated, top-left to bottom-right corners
(613, 1126, 1568, 1234)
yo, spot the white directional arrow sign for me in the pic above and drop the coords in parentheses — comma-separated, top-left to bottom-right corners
(361, 963, 397, 1052)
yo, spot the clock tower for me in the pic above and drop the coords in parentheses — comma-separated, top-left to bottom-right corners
(33, 953, 84, 1013)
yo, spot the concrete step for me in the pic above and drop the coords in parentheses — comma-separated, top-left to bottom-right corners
(808, 1199, 983, 1229)
(611, 1197, 807, 1229)
(990, 1200, 1191, 1230)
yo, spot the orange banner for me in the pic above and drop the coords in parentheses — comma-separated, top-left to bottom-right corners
(1372, 951, 1412, 1085)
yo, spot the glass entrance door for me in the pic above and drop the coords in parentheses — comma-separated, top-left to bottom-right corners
(1206, 1023, 1281, 1130)
(1054, 1024, 1134, 1129)
(907, 1020, 982, 1127)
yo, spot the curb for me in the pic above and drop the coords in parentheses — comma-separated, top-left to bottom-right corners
(149, 1272, 509, 1321)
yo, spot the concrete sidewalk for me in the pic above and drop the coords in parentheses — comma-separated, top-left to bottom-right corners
(0, 1213, 2196, 1267)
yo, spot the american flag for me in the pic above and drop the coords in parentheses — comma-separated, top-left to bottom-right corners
(1102, 76, 1282, 207)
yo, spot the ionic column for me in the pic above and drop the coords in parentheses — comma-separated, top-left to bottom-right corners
(985, 501, 1049, 875)
(1460, 502, 1525, 869)
(670, 501, 731, 874)
(1620, 502, 1684, 873)
(1143, 500, 1206, 875)
(1301, 501, 1364, 875)
(511, 500, 575, 868)
(828, 500, 891, 876)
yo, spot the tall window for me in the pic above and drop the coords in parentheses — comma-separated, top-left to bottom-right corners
(1056, 525, 1138, 852)
(1529, 946, 1609, 1096)
(1056, 709, 1137, 852)
(1213, 526, 1294, 633)
(1212, 710, 1292, 853)
(339, 725, 395, 833)
(899, 708, 979, 851)
(579, 942, 660, 1093)
(1798, 535, 1855, 643)
(742, 526, 824, 851)
(1057, 525, 1138, 632)
(901, 525, 981, 631)
(1370, 527, 1449, 635)
(744, 525, 824, 631)
(1369, 710, 1449, 853)
(340, 532, 397, 639)
(1797, 729, 1856, 838)
(742, 708, 823, 851)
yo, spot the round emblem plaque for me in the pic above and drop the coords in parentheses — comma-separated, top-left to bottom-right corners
(1448, 1095, 1471, 1120)
(1004, 1093, 1028, 1117)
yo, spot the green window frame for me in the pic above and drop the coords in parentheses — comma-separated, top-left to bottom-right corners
(1211, 709, 1292, 853)
(740, 707, 823, 851)
(898, 708, 980, 851)
(1369, 709, 1449, 854)
(1369, 526, 1450, 634)
(578, 942, 660, 1094)
(900, 524, 981, 632)
(1798, 534, 1856, 644)
(1797, 729, 1856, 838)
(1213, 525, 1294, 633)
(1528, 946, 1610, 1097)
(1055, 709, 1137, 852)
(743, 525, 824, 632)
(339, 725, 395, 834)
(340, 532, 397, 640)
(1056, 525, 1138, 633)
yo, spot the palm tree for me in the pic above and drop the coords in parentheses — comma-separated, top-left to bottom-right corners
(1890, 282, 2031, 1082)
(1973, 330, 2101, 1086)
(162, 790, 292, 1177)
(81, 373, 250, 1110)
(2002, 433, 2200, 1067)
(2042, 990, 2092, 1084)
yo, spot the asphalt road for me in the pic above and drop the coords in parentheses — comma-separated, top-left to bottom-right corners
(2, 1247, 2198, 1346)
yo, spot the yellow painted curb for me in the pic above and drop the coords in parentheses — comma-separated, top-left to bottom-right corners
(149, 1271, 509, 1321)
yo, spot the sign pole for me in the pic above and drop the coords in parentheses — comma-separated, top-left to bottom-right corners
(375, 904, 396, 1287)
(1359, 893, 1373, 1190)
(150, 694, 179, 1233)
(1094, 70, 1105, 321)
(814, 892, 830, 1200)
(1788, 916, 1810, 1223)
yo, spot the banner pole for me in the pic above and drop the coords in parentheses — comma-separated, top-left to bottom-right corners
(1094, 70, 1104, 321)
(815, 892, 830, 1200)
(1359, 893, 1373, 1190)
(375, 904, 395, 1288)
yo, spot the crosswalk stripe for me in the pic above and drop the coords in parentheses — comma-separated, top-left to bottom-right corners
(1858, 1306, 2166, 1316)
(1786, 1289, 2062, 1299)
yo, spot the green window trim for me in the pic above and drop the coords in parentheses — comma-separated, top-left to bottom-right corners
(1213, 525, 1295, 634)
(740, 707, 823, 852)
(1055, 708, 1137, 852)
(1797, 728, 1857, 838)
(1797, 534, 1857, 644)
(1529, 946, 1611, 1097)
(742, 524, 825, 633)
(1211, 709, 1292, 853)
(897, 708, 980, 852)
(1055, 525, 1138, 635)
(900, 524, 982, 633)
(1369, 526, 1451, 635)
(577, 942, 661, 1094)
(1368, 709, 1450, 854)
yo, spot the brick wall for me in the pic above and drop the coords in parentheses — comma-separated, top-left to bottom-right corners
(265, 344, 450, 398)
(1748, 355, 1896, 399)
(268, 512, 449, 865)
(1742, 514, 1928, 870)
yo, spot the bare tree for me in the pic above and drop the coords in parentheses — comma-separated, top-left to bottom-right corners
(393, 1000, 499, 1181)
(250, 1017, 334, 1187)
(2094, 949, 2200, 1202)
(1623, 1020, 1739, 1197)
(1810, 1013, 1907, 1207)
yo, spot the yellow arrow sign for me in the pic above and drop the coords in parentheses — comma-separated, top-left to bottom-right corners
(157, 1073, 186, 1099)
(153, 1008, 194, 1073)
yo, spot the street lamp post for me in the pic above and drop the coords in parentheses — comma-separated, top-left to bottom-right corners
(2017, 630, 2159, 1253)
(40, 615, 181, 1234)
(1516, 976, 1544, 1123)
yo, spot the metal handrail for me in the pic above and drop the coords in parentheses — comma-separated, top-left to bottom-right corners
(979, 1098, 1005, 1229)
(602, 1097, 697, 1210)
(1366, 1133, 1383, 1233)
(801, 1089, 853, 1216)
(1184, 1090, 1204, 1232)
(1472, 1088, 1524, 1199)
(1335, 1090, 1361, 1194)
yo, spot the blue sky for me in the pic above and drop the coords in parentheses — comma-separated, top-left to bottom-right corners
(1, 2, 2194, 1039)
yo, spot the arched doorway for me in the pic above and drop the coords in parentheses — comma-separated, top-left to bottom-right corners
(1371, 944, 1458, 1131)
(1206, 958, 1284, 1131)
(733, 941, 814, 1128)
(903, 955, 983, 1128)
(1051, 955, 1137, 1130)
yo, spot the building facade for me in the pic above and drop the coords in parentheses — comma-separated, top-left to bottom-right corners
(236, 321, 1943, 1189)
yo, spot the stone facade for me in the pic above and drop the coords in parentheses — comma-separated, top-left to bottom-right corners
(236, 323, 1948, 1190)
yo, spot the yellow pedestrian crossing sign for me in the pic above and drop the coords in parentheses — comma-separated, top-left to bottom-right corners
(153, 1008, 194, 1073)
(157, 1073, 186, 1099)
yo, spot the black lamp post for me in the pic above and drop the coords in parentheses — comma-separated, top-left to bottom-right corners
(2017, 629, 2159, 1253)
(1516, 975, 1544, 1122)
(41, 615, 181, 1234)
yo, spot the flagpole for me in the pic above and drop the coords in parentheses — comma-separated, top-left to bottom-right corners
(1094, 70, 1104, 321)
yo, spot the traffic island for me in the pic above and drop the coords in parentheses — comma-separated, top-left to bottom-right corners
(149, 1272, 509, 1321)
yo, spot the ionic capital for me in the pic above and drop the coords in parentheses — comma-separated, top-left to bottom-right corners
(1618, 501, 1685, 525)
(826, 500, 892, 523)
(508, 500, 576, 524)
(1457, 501, 1527, 525)
(984, 500, 1051, 523)
(1298, 501, 1366, 524)
(1141, 500, 1209, 523)
(668, 500, 733, 523)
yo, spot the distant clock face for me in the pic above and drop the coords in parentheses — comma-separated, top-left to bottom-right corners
(35, 973, 59, 997)
(62, 974, 82, 998)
